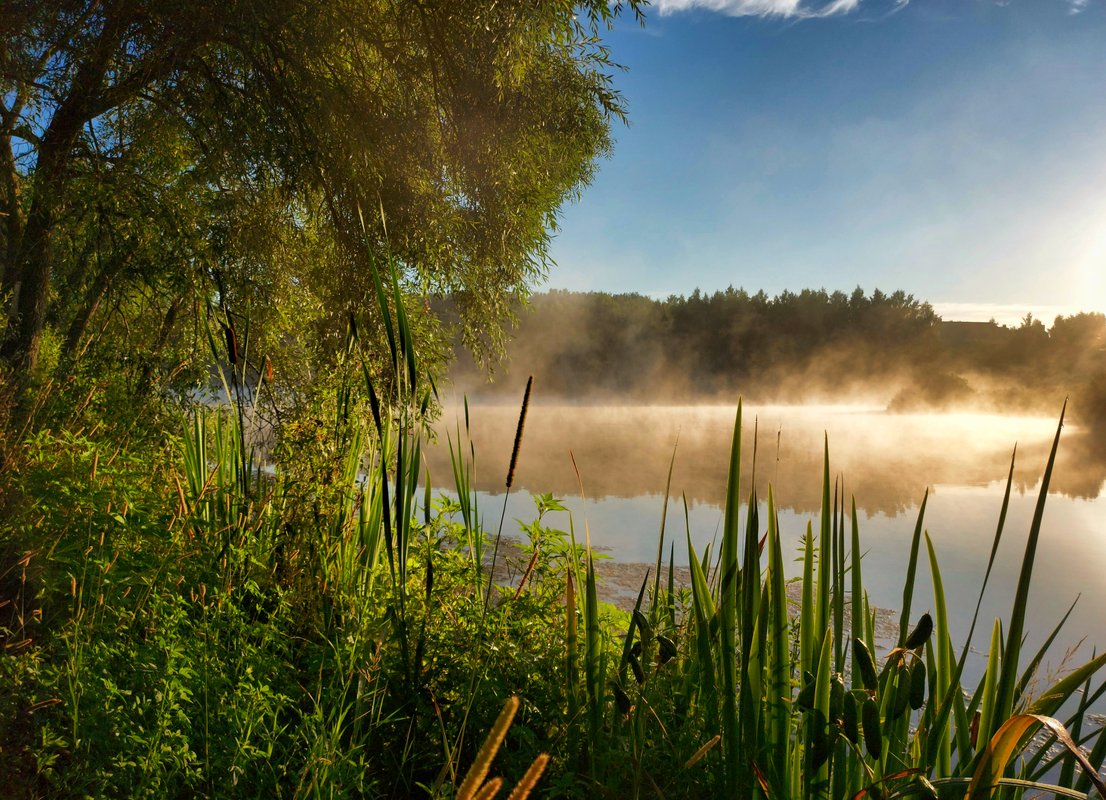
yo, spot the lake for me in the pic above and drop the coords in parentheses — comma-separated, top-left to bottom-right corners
(425, 401, 1106, 688)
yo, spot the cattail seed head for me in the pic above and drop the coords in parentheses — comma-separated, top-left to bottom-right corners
(457, 696, 519, 800)
(683, 735, 721, 769)
(903, 612, 933, 650)
(505, 376, 533, 490)
(264, 356, 273, 384)
(472, 778, 504, 800)
(223, 323, 238, 365)
(507, 754, 550, 800)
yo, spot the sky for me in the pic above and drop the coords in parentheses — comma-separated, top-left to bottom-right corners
(546, 0, 1106, 324)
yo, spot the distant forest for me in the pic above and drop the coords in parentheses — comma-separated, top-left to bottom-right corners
(446, 288, 1106, 427)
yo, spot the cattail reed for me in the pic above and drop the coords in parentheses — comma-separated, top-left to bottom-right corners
(505, 376, 532, 489)
(506, 378, 530, 491)
(485, 377, 533, 611)
(223, 323, 239, 365)
(683, 735, 721, 769)
(263, 355, 273, 384)
(457, 696, 520, 800)
(506, 754, 549, 800)
(471, 778, 504, 800)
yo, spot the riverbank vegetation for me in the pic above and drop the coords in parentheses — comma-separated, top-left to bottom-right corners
(4, 2, 1106, 797)
(4, 265, 1106, 796)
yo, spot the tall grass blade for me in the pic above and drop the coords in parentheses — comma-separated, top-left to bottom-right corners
(765, 487, 791, 793)
(1015, 596, 1078, 703)
(976, 619, 1004, 769)
(800, 521, 815, 676)
(719, 400, 742, 788)
(652, 441, 678, 619)
(584, 549, 604, 780)
(810, 633, 834, 797)
(388, 257, 417, 393)
(923, 532, 953, 775)
(357, 206, 399, 376)
(667, 541, 676, 631)
(923, 448, 1017, 763)
(850, 499, 864, 691)
(833, 478, 846, 673)
(687, 524, 718, 721)
(966, 713, 1106, 800)
(619, 574, 650, 686)
(898, 489, 929, 647)
(818, 435, 831, 646)
(565, 570, 580, 763)
(738, 484, 761, 771)
(1074, 691, 1106, 796)
(992, 403, 1066, 737)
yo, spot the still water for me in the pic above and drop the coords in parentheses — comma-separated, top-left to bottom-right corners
(426, 402, 1106, 685)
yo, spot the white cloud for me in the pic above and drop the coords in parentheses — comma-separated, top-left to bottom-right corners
(1068, 0, 1090, 13)
(653, 0, 904, 18)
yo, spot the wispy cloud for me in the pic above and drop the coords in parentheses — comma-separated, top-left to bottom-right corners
(1068, 0, 1090, 14)
(653, 0, 905, 18)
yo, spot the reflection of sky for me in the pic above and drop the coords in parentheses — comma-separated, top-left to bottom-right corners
(428, 404, 1106, 690)
(461, 479, 1106, 692)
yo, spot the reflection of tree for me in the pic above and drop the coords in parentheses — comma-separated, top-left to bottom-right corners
(425, 405, 1105, 518)
(1053, 431, 1106, 500)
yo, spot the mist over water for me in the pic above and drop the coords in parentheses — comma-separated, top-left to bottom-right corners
(427, 401, 1103, 514)
(426, 400, 1106, 684)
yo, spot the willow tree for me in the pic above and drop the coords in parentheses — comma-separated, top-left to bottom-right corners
(0, 0, 643, 387)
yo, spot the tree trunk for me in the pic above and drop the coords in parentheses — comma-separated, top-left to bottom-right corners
(0, 136, 75, 373)
(136, 297, 183, 398)
(0, 13, 126, 375)
(0, 133, 25, 308)
(63, 265, 115, 360)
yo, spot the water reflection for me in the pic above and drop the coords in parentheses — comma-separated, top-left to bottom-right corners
(426, 403, 1106, 516)
(424, 401, 1106, 687)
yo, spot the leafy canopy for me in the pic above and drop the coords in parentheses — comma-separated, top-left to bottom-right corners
(0, 0, 644, 394)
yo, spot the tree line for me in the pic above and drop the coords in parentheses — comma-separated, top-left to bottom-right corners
(448, 288, 1106, 425)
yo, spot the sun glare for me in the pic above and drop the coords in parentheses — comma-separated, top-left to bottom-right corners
(1071, 195, 1106, 317)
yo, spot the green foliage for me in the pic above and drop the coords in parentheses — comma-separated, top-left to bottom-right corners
(7, 4, 1105, 796)
(5, 394, 1106, 797)
(1, 0, 645, 424)
(3, 258, 1105, 798)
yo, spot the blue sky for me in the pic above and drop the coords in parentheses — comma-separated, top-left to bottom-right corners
(547, 0, 1106, 323)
